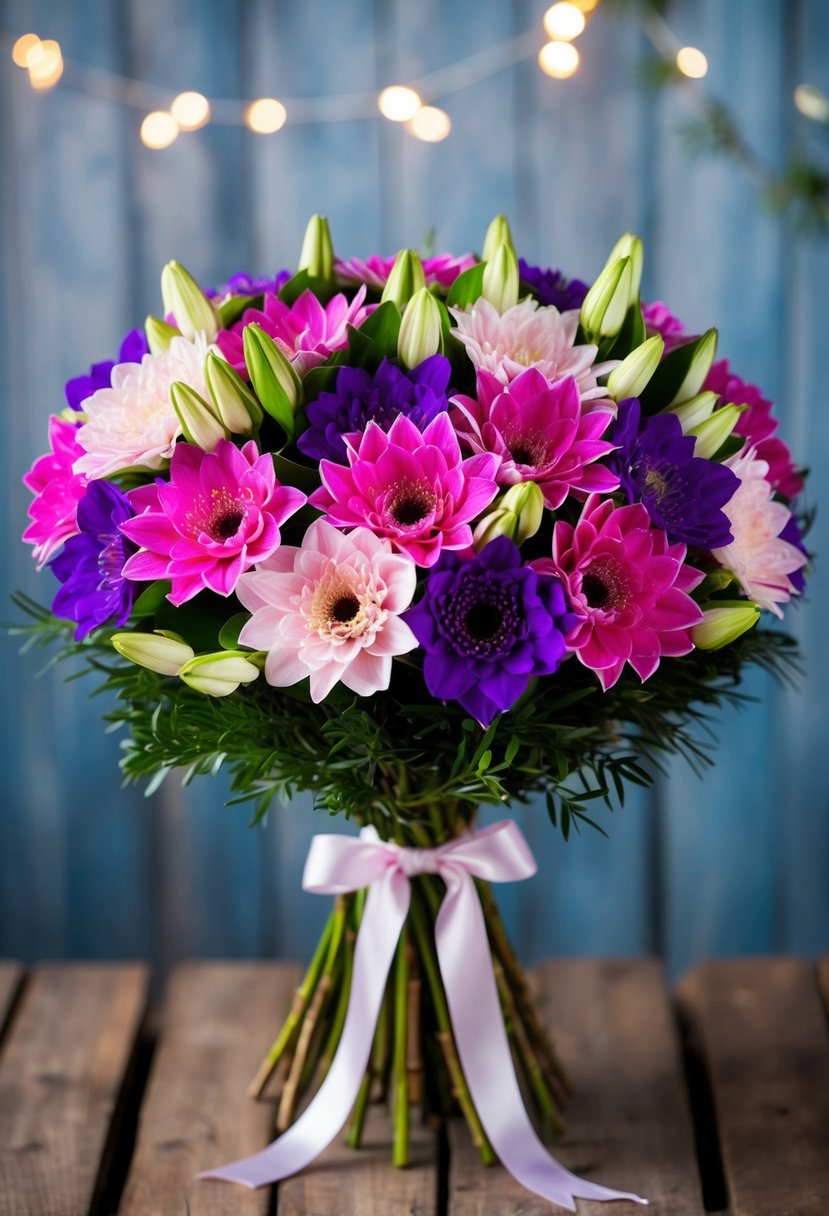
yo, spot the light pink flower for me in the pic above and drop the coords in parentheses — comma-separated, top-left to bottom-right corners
(74, 336, 209, 479)
(236, 520, 418, 702)
(216, 286, 372, 379)
(537, 495, 704, 690)
(22, 416, 87, 567)
(711, 447, 807, 617)
(335, 253, 477, 291)
(309, 413, 499, 567)
(449, 296, 614, 400)
(451, 368, 619, 509)
(121, 439, 305, 605)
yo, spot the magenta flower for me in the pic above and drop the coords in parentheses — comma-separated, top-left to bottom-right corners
(216, 287, 372, 378)
(451, 368, 619, 510)
(641, 300, 688, 353)
(121, 439, 306, 605)
(537, 495, 704, 690)
(335, 253, 476, 291)
(309, 413, 499, 567)
(23, 416, 88, 568)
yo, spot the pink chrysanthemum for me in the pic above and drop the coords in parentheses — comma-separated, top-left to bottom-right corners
(309, 413, 499, 568)
(449, 297, 614, 400)
(537, 495, 704, 690)
(74, 336, 209, 479)
(711, 447, 807, 617)
(451, 368, 619, 509)
(334, 253, 477, 291)
(216, 286, 372, 379)
(121, 439, 305, 606)
(23, 417, 87, 567)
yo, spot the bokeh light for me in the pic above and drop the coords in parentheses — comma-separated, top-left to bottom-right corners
(406, 105, 451, 142)
(170, 91, 211, 131)
(140, 110, 180, 149)
(538, 41, 580, 79)
(378, 85, 422, 122)
(245, 97, 287, 134)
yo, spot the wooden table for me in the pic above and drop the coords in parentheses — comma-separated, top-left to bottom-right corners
(0, 957, 827, 1215)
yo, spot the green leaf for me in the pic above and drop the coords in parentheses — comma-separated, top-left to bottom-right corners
(273, 452, 322, 494)
(446, 262, 485, 309)
(131, 581, 171, 619)
(639, 331, 714, 414)
(218, 612, 251, 650)
(278, 269, 335, 306)
(218, 293, 260, 328)
(302, 360, 344, 402)
(354, 300, 401, 359)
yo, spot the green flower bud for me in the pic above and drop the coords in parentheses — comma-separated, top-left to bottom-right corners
(689, 404, 742, 460)
(482, 243, 520, 314)
(145, 315, 180, 356)
(473, 482, 544, 550)
(381, 249, 427, 308)
(112, 630, 195, 676)
(298, 214, 334, 282)
(178, 650, 261, 697)
(580, 257, 632, 339)
(606, 334, 664, 401)
(398, 287, 442, 368)
(482, 213, 515, 262)
(603, 232, 643, 302)
(205, 350, 263, 434)
(668, 328, 718, 405)
(160, 260, 219, 342)
(668, 391, 719, 433)
(171, 381, 227, 451)
(692, 601, 760, 651)
(242, 323, 302, 438)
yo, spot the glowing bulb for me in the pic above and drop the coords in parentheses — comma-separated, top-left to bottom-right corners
(12, 34, 40, 68)
(406, 105, 451, 142)
(676, 46, 708, 79)
(794, 83, 829, 123)
(571, 0, 599, 10)
(26, 38, 63, 89)
(140, 111, 180, 150)
(543, 3, 586, 41)
(538, 41, 580, 79)
(378, 85, 422, 122)
(170, 91, 211, 131)
(245, 97, 287, 134)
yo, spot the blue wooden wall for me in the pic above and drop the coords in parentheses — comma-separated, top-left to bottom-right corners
(1, 0, 827, 977)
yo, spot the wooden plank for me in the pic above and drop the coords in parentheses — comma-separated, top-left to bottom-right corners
(0, 963, 147, 1216)
(818, 955, 829, 1015)
(0, 964, 22, 1039)
(677, 958, 829, 1216)
(448, 959, 704, 1215)
(119, 962, 299, 1216)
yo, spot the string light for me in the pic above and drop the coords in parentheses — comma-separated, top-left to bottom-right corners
(543, 4, 586, 41)
(245, 97, 287, 134)
(378, 85, 422, 122)
(11, 33, 39, 67)
(170, 90, 211, 131)
(675, 46, 708, 79)
(140, 110, 179, 149)
(406, 105, 451, 142)
(538, 41, 580, 79)
(571, 0, 600, 10)
(794, 83, 829, 123)
(25, 38, 63, 89)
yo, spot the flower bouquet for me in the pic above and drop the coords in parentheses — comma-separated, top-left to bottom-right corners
(17, 214, 808, 1207)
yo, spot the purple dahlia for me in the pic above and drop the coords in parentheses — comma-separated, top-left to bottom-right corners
(518, 259, 588, 312)
(64, 328, 148, 412)
(404, 536, 576, 726)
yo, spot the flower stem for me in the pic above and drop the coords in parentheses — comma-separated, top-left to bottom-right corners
(393, 927, 410, 1168)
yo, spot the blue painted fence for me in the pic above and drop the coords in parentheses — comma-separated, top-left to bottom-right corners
(1, 0, 827, 977)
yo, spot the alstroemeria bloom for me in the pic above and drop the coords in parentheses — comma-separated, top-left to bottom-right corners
(309, 412, 499, 567)
(538, 495, 704, 690)
(121, 439, 305, 605)
(23, 416, 88, 568)
(216, 286, 372, 379)
(712, 447, 807, 617)
(449, 296, 614, 399)
(451, 368, 619, 509)
(74, 336, 209, 479)
(236, 520, 418, 702)
(335, 253, 476, 291)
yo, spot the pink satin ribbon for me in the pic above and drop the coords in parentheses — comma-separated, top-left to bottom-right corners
(198, 820, 647, 1212)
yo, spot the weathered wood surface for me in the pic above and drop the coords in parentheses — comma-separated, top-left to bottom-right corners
(0, 965, 22, 1036)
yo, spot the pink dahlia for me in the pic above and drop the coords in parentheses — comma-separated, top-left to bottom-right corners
(449, 297, 614, 400)
(451, 367, 619, 509)
(334, 252, 477, 291)
(216, 286, 372, 379)
(236, 520, 418, 702)
(704, 360, 803, 498)
(23, 416, 87, 567)
(538, 495, 704, 690)
(309, 412, 499, 567)
(121, 439, 305, 605)
(74, 336, 209, 479)
(711, 447, 807, 617)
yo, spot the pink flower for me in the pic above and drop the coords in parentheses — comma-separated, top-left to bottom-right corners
(641, 300, 688, 353)
(538, 495, 704, 690)
(309, 413, 499, 567)
(704, 360, 803, 498)
(216, 287, 372, 378)
(236, 520, 418, 702)
(335, 253, 477, 291)
(121, 439, 305, 605)
(712, 447, 807, 617)
(22, 417, 87, 567)
(449, 297, 614, 400)
(451, 368, 619, 509)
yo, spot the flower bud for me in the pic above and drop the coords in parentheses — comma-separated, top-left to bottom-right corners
(381, 249, 427, 308)
(398, 287, 442, 368)
(298, 214, 334, 282)
(482, 242, 520, 314)
(145, 314, 180, 356)
(160, 260, 219, 342)
(205, 350, 263, 434)
(178, 650, 261, 697)
(580, 257, 632, 339)
(668, 328, 718, 405)
(242, 323, 302, 437)
(689, 404, 742, 460)
(171, 381, 227, 451)
(603, 233, 643, 302)
(112, 630, 194, 676)
(482, 213, 515, 262)
(473, 482, 544, 550)
(668, 391, 719, 433)
(606, 334, 664, 400)
(692, 601, 760, 650)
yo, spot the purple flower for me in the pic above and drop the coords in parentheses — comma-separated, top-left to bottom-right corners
(297, 355, 451, 464)
(606, 398, 739, 550)
(404, 537, 576, 725)
(50, 480, 138, 640)
(779, 515, 809, 595)
(518, 259, 588, 312)
(64, 328, 149, 411)
(208, 269, 291, 298)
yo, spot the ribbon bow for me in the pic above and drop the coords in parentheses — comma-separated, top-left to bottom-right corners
(199, 821, 646, 1211)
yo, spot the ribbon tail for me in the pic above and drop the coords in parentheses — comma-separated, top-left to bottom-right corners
(198, 869, 410, 1188)
(435, 873, 648, 1212)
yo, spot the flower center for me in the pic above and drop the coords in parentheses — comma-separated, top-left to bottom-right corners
(331, 593, 360, 624)
(387, 481, 436, 529)
(506, 427, 551, 470)
(580, 557, 629, 613)
(187, 487, 248, 544)
(439, 576, 521, 658)
(211, 508, 245, 540)
(464, 600, 504, 641)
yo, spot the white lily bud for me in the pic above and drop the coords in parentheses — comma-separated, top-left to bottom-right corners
(145, 315, 180, 356)
(580, 257, 632, 339)
(298, 214, 334, 281)
(398, 287, 442, 368)
(606, 335, 664, 400)
(171, 381, 228, 451)
(482, 214, 515, 262)
(205, 350, 263, 434)
(160, 260, 219, 341)
(668, 392, 720, 433)
(692, 601, 760, 650)
(603, 233, 643, 302)
(112, 630, 195, 676)
(482, 243, 520, 314)
(689, 404, 743, 460)
(178, 651, 261, 697)
(669, 328, 718, 405)
(381, 249, 427, 308)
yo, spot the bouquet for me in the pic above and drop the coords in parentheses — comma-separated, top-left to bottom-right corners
(16, 214, 808, 1205)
